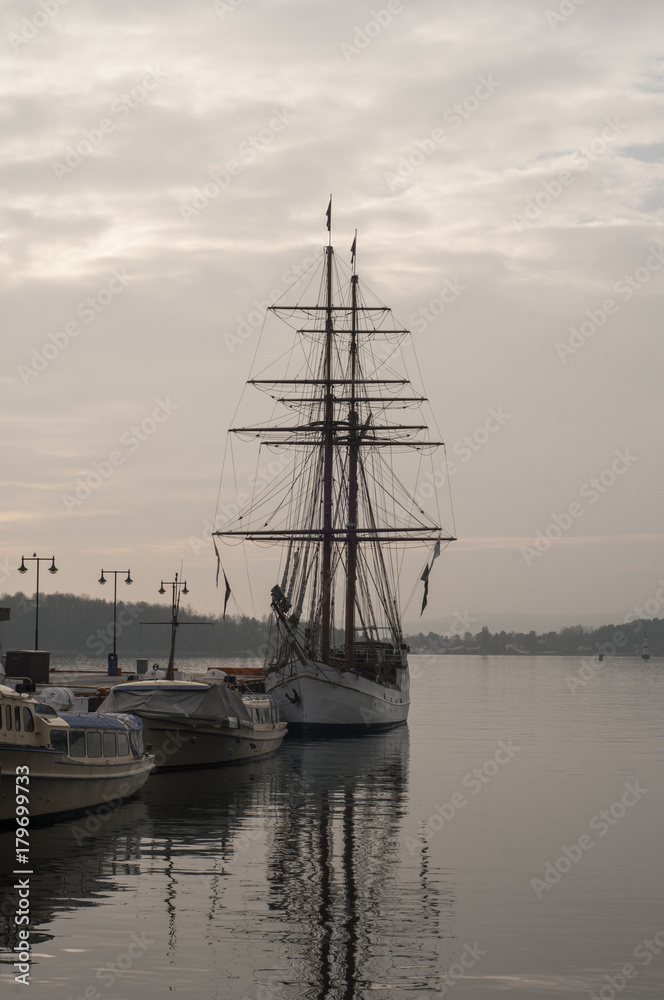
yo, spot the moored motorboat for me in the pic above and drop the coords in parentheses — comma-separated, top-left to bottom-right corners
(96, 680, 286, 770)
(0, 683, 154, 823)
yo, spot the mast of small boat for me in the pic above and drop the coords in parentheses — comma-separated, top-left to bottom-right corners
(159, 573, 188, 681)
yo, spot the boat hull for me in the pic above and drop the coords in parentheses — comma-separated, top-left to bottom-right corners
(264, 658, 409, 730)
(138, 718, 288, 771)
(0, 746, 153, 822)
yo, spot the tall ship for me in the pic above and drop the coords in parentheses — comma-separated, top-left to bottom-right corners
(215, 209, 455, 729)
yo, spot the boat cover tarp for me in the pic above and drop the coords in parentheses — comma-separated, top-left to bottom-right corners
(95, 683, 252, 726)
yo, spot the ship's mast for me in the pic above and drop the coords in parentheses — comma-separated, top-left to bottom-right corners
(215, 215, 456, 669)
(345, 268, 359, 664)
(320, 243, 334, 661)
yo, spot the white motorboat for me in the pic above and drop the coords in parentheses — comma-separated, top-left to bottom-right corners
(96, 680, 286, 770)
(0, 683, 153, 823)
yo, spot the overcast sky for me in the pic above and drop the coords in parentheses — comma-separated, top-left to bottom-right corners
(2, 0, 664, 633)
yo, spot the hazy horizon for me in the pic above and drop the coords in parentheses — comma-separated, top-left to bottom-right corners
(0, 587, 652, 640)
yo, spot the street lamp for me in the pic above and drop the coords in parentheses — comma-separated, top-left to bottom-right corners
(158, 573, 189, 680)
(99, 569, 132, 675)
(17, 553, 58, 650)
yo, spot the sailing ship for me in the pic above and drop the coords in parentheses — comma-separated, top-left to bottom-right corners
(215, 209, 455, 729)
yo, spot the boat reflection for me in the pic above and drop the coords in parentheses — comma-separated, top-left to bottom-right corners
(0, 765, 268, 962)
(263, 728, 455, 999)
(1, 730, 456, 997)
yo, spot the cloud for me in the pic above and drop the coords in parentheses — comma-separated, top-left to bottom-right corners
(1, 0, 663, 616)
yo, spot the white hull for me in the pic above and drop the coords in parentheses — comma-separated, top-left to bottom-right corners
(96, 680, 287, 770)
(139, 718, 287, 770)
(0, 747, 153, 822)
(264, 658, 409, 729)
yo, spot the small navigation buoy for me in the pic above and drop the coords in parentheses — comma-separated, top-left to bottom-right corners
(598, 653, 604, 662)
(642, 636, 650, 661)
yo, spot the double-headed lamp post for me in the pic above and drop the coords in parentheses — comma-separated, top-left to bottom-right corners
(17, 553, 58, 650)
(159, 573, 188, 681)
(99, 569, 132, 674)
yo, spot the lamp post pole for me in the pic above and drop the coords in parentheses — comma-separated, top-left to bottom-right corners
(17, 554, 58, 650)
(99, 569, 132, 674)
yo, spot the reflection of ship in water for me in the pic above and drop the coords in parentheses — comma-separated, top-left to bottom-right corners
(0, 797, 150, 962)
(0, 763, 275, 966)
(1, 737, 457, 997)
(265, 729, 456, 999)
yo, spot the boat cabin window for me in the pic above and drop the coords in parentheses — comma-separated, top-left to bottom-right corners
(14, 706, 21, 731)
(86, 732, 102, 757)
(23, 708, 35, 732)
(117, 733, 129, 756)
(5, 705, 12, 730)
(69, 731, 86, 757)
(34, 703, 57, 716)
(102, 732, 117, 757)
(50, 730, 67, 752)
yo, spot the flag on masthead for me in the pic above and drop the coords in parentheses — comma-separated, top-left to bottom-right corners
(420, 538, 442, 615)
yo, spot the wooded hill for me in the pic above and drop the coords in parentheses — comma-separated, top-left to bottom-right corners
(0, 592, 659, 659)
(406, 620, 661, 656)
(0, 591, 267, 659)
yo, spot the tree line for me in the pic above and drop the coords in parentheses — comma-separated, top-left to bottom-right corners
(405, 620, 660, 656)
(1, 591, 659, 659)
(0, 591, 268, 660)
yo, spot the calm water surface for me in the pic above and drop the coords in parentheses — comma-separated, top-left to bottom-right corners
(1, 655, 662, 999)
